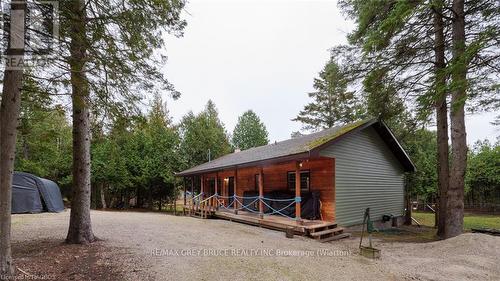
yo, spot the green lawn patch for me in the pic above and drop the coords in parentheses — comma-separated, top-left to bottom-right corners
(412, 211, 500, 230)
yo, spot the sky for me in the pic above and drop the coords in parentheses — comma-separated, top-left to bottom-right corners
(163, 0, 499, 144)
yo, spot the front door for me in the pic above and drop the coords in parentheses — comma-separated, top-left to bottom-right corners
(228, 177, 234, 206)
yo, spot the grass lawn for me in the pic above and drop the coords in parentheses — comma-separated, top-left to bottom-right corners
(161, 202, 185, 214)
(412, 211, 500, 230)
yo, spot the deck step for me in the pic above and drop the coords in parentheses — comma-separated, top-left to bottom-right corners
(318, 233, 351, 243)
(307, 222, 337, 232)
(310, 227, 344, 237)
(189, 211, 215, 219)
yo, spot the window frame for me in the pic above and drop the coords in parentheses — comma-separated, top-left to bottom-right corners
(287, 170, 310, 191)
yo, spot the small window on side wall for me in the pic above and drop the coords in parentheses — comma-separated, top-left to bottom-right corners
(287, 170, 310, 191)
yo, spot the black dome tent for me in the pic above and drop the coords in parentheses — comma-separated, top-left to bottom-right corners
(12, 172, 64, 214)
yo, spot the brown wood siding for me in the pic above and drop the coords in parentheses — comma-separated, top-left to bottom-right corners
(199, 157, 335, 222)
(235, 167, 260, 196)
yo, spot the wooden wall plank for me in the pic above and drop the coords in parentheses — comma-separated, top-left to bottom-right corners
(199, 157, 336, 222)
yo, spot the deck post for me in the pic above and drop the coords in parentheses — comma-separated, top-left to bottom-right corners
(295, 161, 302, 224)
(259, 167, 264, 219)
(190, 176, 195, 215)
(215, 173, 219, 210)
(201, 175, 204, 200)
(191, 176, 194, 195)
(183, 177, 187, 206)
(215, 173, 218, 196)
(234, 168, 238, 214)
(183, 177, 187, 215)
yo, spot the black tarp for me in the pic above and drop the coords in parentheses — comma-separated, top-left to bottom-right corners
(12, 173, 43, 213)
(37, 178, 64, 212)
(242, 190, 321, 220)
(12, 172, 64, 214)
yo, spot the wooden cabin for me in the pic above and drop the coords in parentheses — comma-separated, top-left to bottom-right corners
(177, 119, 415, 241)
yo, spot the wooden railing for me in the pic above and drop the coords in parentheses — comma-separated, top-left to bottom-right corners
(185, 193, 219, 218)
(185, 193, 203, 216)
(199, 194, 218, 218)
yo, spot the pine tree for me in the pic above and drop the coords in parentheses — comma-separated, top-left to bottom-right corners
(54, 0, 186, 244)
(337, 0, 499, 238)
(64, 0, 96, 244)
(293, 60, 363, 130)
(0, 2, 27, 276)
(446, 0, 467, 238)
(363, 68, 405, 123)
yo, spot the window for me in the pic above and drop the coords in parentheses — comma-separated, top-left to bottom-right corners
(208, 178, 215, 195)
(287, 170, 310, 191)
(207, 178, 222, 195)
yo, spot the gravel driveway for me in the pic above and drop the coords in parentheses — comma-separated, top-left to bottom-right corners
(11, 210, 500, 281)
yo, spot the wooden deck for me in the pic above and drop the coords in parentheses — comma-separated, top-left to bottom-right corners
(183, 203, 350, 242)
(213, 210, 338, 236)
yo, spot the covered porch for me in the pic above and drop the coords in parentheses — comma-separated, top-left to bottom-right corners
(181, 157, 348, 240)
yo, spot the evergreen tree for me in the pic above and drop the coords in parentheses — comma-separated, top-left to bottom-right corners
(51, 0, 186, 244)
(363, 68, 405, 122)
(232, 110, 269, 150)
(90, 95, 181, 210)
(466, 140, 500, 206)
(91, 134, 130, 208)
(179, 101, 232, 168)
(405, 129, 438, 203)
(141, 95, 181, 209)
(0, 3, 27, 275)
(16, 85, 72, 184)
(293, 60, 363, 130)
(337, 0, 499, 238)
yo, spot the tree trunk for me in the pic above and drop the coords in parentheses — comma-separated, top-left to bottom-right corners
(433, 2, 450, 237)
(22, 136, 29, 159)
(136, 187, 141, 207)
(90, 182, 97, 209)
(446, 0, 467, 239)
(104, 184, 112, 208)
(66, 0, 96, 244)
(0, 2, 26, 276)
(108, 193, 116, 210)
(100, 183, 107, 209)
(124, 191, 130, 209)
(148, 185, 153, 210)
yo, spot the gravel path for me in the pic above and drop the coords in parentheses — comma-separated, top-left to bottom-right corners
(11, 210, 500, 281)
